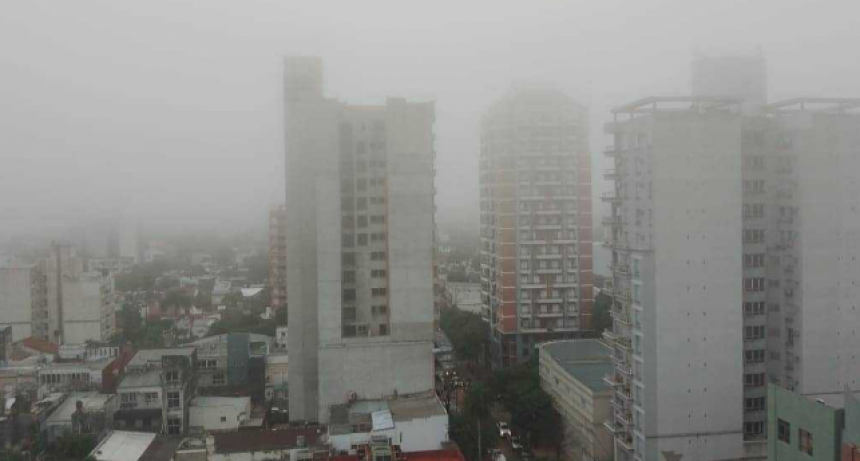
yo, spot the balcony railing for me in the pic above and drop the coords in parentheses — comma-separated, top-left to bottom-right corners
(601, 192, 621, 203)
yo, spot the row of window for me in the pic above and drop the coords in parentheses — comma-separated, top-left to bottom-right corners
(342, 215, 386, 228)
(744, 325, 765, 341)
(744, 254, 765, 268)
(778, 419, 813, 455)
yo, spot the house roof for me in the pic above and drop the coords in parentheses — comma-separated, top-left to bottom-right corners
(213, 427, 325, 454)
(90, 431, 156, 461)
(127, 348, 196, 368)
(18, 337, 59, 354)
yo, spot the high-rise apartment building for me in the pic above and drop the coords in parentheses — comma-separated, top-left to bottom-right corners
(479, 87, 593, 368)
(603, 55, 860, 461)
(284, 57, 436, 423)
(34, 243, 116, 345)
(268, 205, 287, 313)
(0, 262, 45, 342)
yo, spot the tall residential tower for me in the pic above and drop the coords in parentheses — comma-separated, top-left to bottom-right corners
(603, 55, 860, 461)
(480, 88, 594, 368)
(284, 57, 436, 423)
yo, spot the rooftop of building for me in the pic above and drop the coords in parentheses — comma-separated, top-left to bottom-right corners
(89, 431, 156, 461)
(191, 396, 250, 411)
(330, 391, 446, 434)
(540, 339, 613, 392)
(40, 358, 114, 371)
(118, 368, 161, 389)
(127, 347, 195, 368)
(212, 427, 325, 454)
(46, 392, 113, 424)
(17, 337, 59, 355)
(191, 332, 273, 346)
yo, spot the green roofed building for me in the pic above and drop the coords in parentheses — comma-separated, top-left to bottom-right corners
(539, 339, 614, 461)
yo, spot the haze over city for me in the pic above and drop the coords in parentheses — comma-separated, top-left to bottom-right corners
(3, 2, 860, 461)
(2, 0, 859, 240)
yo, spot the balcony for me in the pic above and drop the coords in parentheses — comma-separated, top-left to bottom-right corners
(604, 374, 624, 387)
(604, 168, 620, 180)
(618, 435, 635, 452)
(610, 264, 631, 276)
(601, 192, 621, 204)
(602, 216, 623, 228)
(611, 309, 632, 326)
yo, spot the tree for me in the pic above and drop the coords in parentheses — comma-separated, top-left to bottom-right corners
(55, 433, 97, 459)
(162, 289, 193, 310)
(490, 362, 563, 453)
(450, 383, 500, 461)
(440, 308, 489, 368)
(592, 292, 612, 336)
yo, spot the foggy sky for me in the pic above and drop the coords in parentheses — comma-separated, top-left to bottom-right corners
(2, 0, 858, 242)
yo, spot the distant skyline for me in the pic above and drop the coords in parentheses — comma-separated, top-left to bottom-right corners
(2, 0, 859, 241)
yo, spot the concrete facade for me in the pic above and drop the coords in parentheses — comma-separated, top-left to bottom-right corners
(480, 87, 593, 368)
(605, 101, 746, 461)
(0, 264, 40, 342)
(539, 340, 614, 461)
(285, 57, 436, 423)
(767, 384, 843, 461)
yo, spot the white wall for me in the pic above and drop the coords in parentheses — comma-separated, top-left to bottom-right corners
(189, 398, 250, 432)
(0, 266, 34, 342)
(644, 112, 745, 460)
(329, 414, 449, 453)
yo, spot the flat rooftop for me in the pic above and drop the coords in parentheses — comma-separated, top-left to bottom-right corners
(118, 369, 161, 389)
(90, 431, 156, 461)
(47, 392, 113, 424)
(127, 347, 196, 368)
(330, 391, 446, 434)
(540, 339, 613, 392)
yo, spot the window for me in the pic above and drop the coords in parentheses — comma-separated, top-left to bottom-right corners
(371, 269, 387, 278)
(744, 254, 765, 268)
(357, 216, 368, 228)
(343, 289, 356, 302)
(357, 324, 368, 335)
(371, 232, 386, 241)
(144, 392, 159, 404)
(379, 324, 388, 336)
(167, 417, 181, 435)
(201, 359, 217, 370)
(744, 302, 765, 316)
(356, 197, 367, 210)
(371, 288, 387, 297)
(370, 251, 386, 261)
(744, 229, 765, 243)
(343, 271, 356, 283)
(744, 421, 765, 437)
(357, 234, 368, 246)
(777, 419, 791, 444)
(342, 234, 355, 247)
(744, 278, 765, 292)
(744, 350, 765, 364)
(744, 397, 765, 411)
(165, 370, 179, 383)
(744, 373, 765, 388)
(213, 373, 225, 386)
(744, 325, 765, 341)
(799, 429, 813, 455)
(167, 391, 180, 409)
(372, 305, 388, 315)
(371, 215, 385, 224)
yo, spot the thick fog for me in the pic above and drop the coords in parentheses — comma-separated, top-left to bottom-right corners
(2, 0, 858, 241)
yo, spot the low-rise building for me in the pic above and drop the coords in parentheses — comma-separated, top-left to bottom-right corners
(328, 391, 449, 453)
(37, 359, 114, 397)
(191, 333, 270, 399)
(89, 430, 183, 461)
(265, 353, 288, 401)
(188, 396, 251, 432)
(115, 347, 197, 435)
(211, 427, 327, 461)
(538, 340, 613, 461)
(767, 384, 856, 461)
(43, 391, 114, 443)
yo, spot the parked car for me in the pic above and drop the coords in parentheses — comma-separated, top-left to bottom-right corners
(498, 421, 511, 438)
(490, 449, 506, 461)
